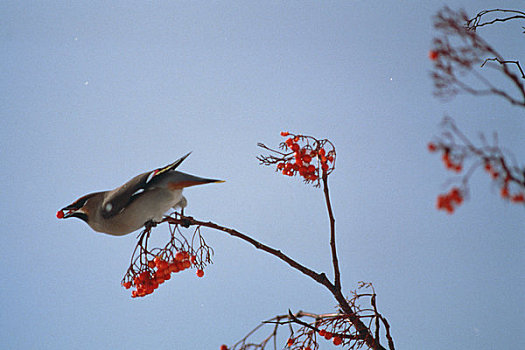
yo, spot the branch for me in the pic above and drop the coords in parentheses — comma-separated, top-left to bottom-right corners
(163, 215, 331, 287)
(164, 214, 387, 350)
(482, 58, 525, 79)
(229, 284, 392, 350)
(428, 117, 525, 212)
(467, 9, 525, 30)
(322, 173, 341, 291)
(431, 7, 525, 107)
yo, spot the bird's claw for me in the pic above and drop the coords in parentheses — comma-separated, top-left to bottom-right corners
(144, 220, 158, 231)
(181, 218, 191, 228)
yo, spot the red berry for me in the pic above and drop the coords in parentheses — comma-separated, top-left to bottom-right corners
(429, 50, 439, 60)
(302, 154, 312, 163)
(190, 255, 197, 265)
(169, 262, 180, 273)
(56, 210, 64, 219)
(175, 251, 184, 261)
(291, 143, 300, 152)
(196, 269, 204, 277)
(158, 260, 169, 271)
(324, 332, 333, 340)
(318, 329, 326, 336)
(220, 345, 228, 350)
(286, 337, 294, 346)
(122, 281, 132, 289)
(333, 336, 342, 346)
(280, 131, 289, 137)
(510, 193, 524, 203)
(298, 166, 308, 176)
(318, 148, 326, 156)
(427, 143, 437, 152)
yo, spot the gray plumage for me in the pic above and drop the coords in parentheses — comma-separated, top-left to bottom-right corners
(58, 153, 223, 236)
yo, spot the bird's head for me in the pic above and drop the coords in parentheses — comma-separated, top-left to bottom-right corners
(57, 192, 103, 223)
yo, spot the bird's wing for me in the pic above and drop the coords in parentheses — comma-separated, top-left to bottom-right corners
(101, 153, 191, 219)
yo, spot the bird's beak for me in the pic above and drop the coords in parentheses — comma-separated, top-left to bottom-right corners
(57, 205, 87, 221)
(57, 192, 99, 221)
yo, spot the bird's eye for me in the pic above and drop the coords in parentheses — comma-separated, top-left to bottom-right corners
(105, 203, 113, 212)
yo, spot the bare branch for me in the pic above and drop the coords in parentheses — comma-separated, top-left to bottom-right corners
(431, 7, 525, 107)
(467, 9, 525, 30)
(226, 284, 392, 350)
(322, 173, 341, 292)
(481, 57, 525, 79)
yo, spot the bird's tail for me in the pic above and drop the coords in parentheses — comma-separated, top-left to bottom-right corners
(154, 152, 192, 177)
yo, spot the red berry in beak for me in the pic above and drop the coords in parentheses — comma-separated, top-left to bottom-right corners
(56, 210, 64, 219)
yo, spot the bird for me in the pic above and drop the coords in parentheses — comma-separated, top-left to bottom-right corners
(57, 153, 223, 236)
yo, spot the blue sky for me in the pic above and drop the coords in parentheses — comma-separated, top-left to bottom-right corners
(1, 1, 523, 349)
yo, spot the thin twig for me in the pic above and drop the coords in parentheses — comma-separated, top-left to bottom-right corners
(467, 9, 525, 30)
(322, 173, 341, 291)
(481, 57, 525, 79)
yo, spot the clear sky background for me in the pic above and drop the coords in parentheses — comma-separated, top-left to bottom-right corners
(1, 1, 523, 349)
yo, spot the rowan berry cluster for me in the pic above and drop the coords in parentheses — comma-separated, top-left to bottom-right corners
(286, 328, 344, 349)
(122, 251, 203, 298)
(428, 143, 463, 173)
(429, 135, 525, 210)
(258, 132, 336, 186)
(436, 187, 464, 214)
(484, 161, 525, 203)
(122, 219, 212, 298)
(318, 329, 343, 346)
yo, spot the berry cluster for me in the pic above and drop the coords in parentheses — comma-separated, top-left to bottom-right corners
(429, 138, 525, 210)
(428, 143, 462, 173)
(279, 132, 335, 182)
(122, 251, 203, 298)
(285, 328, 344, 350)
(484, 161, 525, 203)
(318, 329, 343, 346)
(436, 187, 464, 214)
(258, 132, 336, 186)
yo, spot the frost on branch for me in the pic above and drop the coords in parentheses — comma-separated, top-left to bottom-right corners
(121, 213, 213, 298)
(428, 117, 525, 213)
(224, 282, 393, 350)
(257, 132, 336, 187)
(430, 7, 525, 106)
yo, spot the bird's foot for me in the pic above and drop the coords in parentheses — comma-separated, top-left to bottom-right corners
(144, 220, 158, 231)
(181, 218, 191, 228)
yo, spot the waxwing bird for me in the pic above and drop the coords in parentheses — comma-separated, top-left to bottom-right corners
(57, 153, 224, 236)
